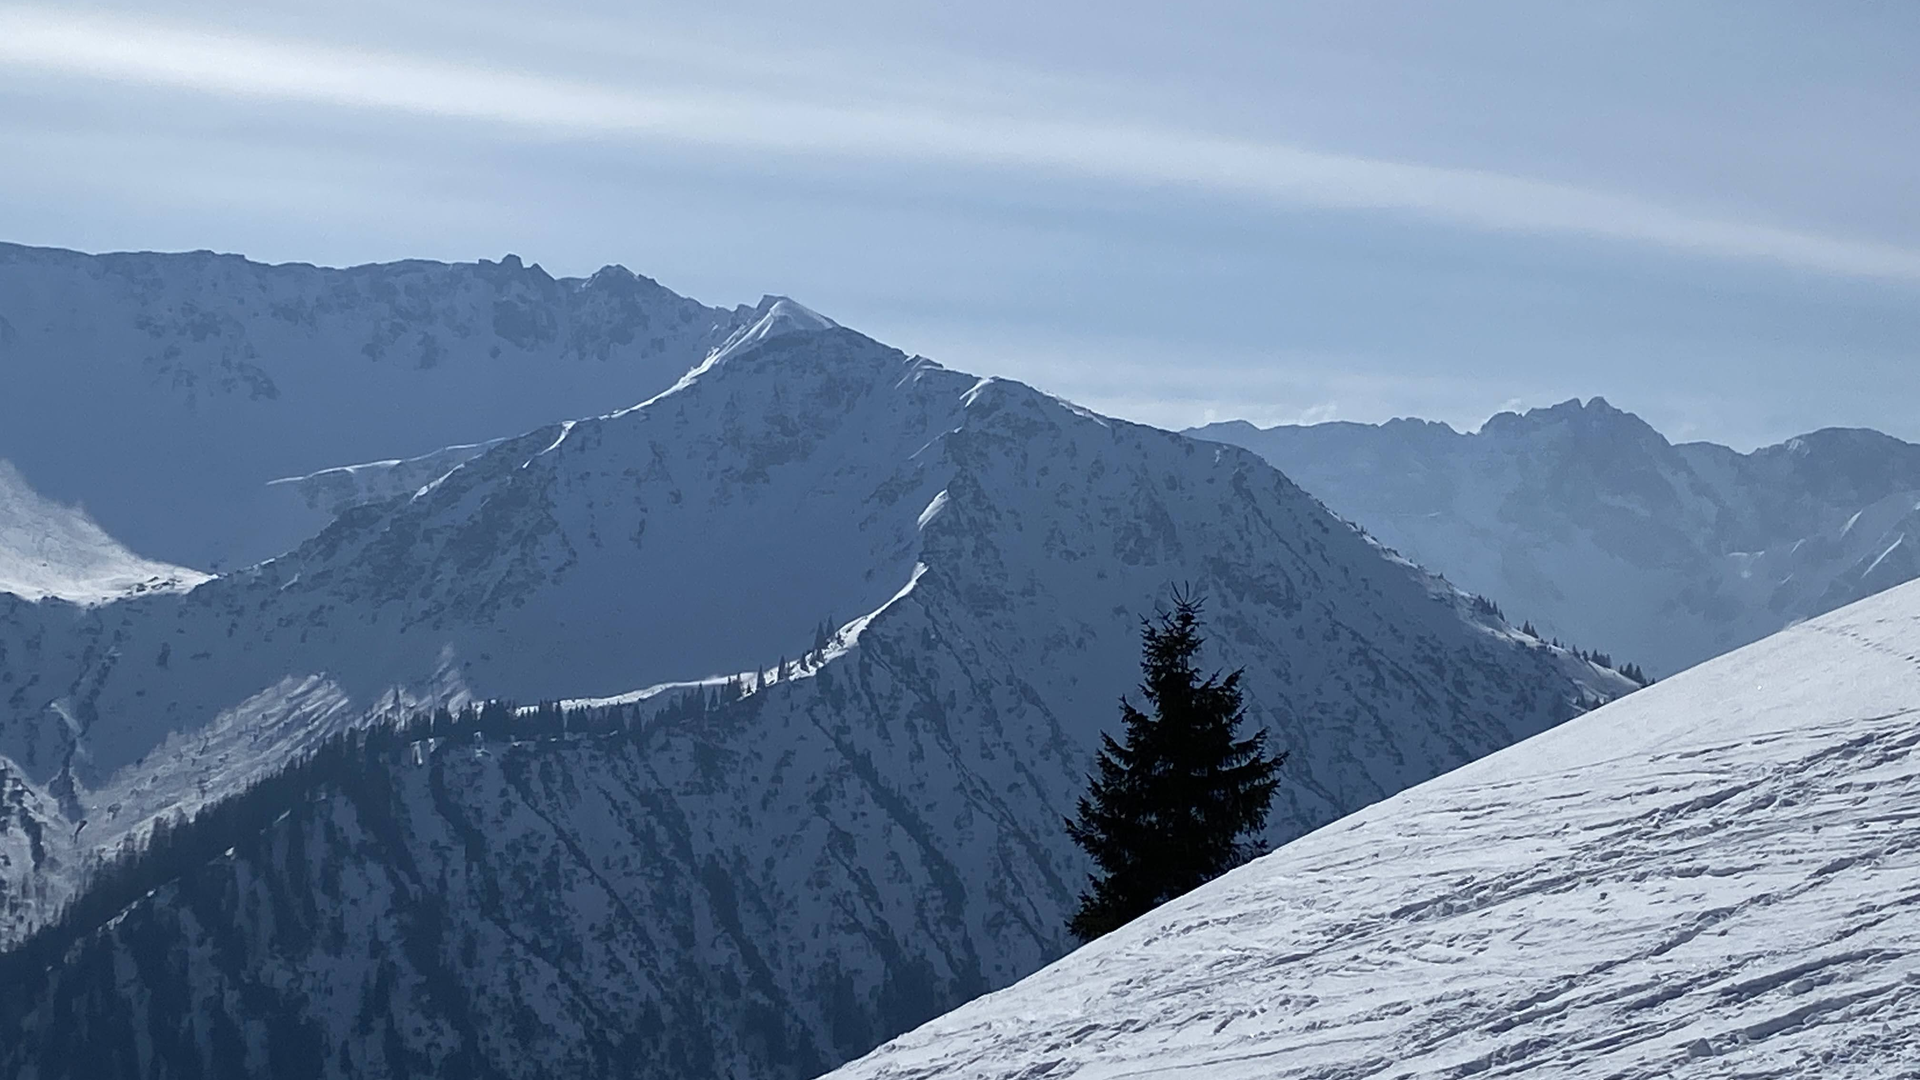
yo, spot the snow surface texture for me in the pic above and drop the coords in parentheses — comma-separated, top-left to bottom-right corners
(825, 577, 1920, 1080)
(0, 243, 767, 568)
(1191, 401, 1920, 677)
(0, 461, 208, 604)
(0, 318, 1629, 1077)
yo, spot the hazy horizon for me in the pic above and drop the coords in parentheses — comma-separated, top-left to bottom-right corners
(5, 1, 1916, 449)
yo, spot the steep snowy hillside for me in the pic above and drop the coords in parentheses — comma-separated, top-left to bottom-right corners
(825, 577, 1920, 1080)
(1192, 400, 1920, 675)
(0, 461, 208, 603)
(0, 242, 763, 568)
(0, 315, 1628, 1078)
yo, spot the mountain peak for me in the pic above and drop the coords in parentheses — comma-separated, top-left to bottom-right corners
(1479, 395, 1666, 446)
(708, 296, 839, 364)
(1768, 426, 1915, 460)
(1195, 392, 1920, 677)
(756, 294, 836, 328)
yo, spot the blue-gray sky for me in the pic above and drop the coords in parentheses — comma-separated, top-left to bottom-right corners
(3, 0, 1916, 448)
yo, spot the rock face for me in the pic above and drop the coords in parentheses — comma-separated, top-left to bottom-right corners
(1191, 400, 1920, 676)
(821, 578, 1920, 1080)
(0, 316, 1628, 1079)
(0, 243, 762, 569)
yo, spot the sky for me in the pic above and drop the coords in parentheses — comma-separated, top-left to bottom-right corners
(2, 0, 1916, 448)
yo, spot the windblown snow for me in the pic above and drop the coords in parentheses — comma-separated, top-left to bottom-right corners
(826, 577, 1920, 1080)
(0, 461, 208, 604)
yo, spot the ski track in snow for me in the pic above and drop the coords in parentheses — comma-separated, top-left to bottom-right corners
(825, 579, 1920, 1080)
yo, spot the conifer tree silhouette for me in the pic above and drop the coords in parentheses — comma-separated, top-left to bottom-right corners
(1066, 589, 1286, 942)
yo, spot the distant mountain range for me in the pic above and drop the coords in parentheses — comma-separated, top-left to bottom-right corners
(822, 577, 1920, 1080)
(0, 242, 763, 570)
(1191, 400, 1920, 675)
(0, 288, 1631, 1078)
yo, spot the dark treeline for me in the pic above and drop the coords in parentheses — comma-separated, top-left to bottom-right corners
(1607, 658, 1651, 686)
(1497, 611, 1651, 684)
(0, 681, 743, 1012)
(1560, 645, 1651, 687)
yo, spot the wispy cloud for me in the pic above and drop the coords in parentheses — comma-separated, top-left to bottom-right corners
(6, 4, 1920, 284)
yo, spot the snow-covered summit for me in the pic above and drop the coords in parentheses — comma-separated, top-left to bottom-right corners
(1191, 402, 1920, 675)
(825, 577, 1920, 1080)
(713, 295, 838, 361)
(0, 461, 208, 604)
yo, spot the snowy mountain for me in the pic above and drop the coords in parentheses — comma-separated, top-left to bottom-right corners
(0, 242, 763, 569)
(0, 312, 1629, 1078)
(824, 576, 1920, 1080)
(1191, 399, 1920, 676)
(0, 461, 208, 604)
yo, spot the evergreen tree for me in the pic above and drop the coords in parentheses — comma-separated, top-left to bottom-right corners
(1065, 591, 1287, 942)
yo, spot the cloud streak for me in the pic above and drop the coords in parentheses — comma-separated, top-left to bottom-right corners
(6, 4, 1920, 284)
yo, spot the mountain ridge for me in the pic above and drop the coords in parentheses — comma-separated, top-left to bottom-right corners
(0, 316, 1633, 1078)
(1189, 399, 1920, 675)
(0, 241, 767, 568)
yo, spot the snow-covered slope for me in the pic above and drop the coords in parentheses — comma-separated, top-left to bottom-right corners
(1191, 400, 1920, 675)
(825, 578, 1920, 1080)
(0, 460, 208, 603)
(0, 242, 764, 568)
(0, 317, 1630, 1077)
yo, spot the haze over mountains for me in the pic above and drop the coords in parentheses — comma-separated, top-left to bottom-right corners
(5, 233, 1910, 668)
(824, 577, 1920, 1079)
(0, 260, 1633, 1078)
(4, 242, 1907, 1079)
(1193, 401, 1920, 676)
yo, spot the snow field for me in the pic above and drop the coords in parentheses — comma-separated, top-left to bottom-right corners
(826, 579, 1920, 1079)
